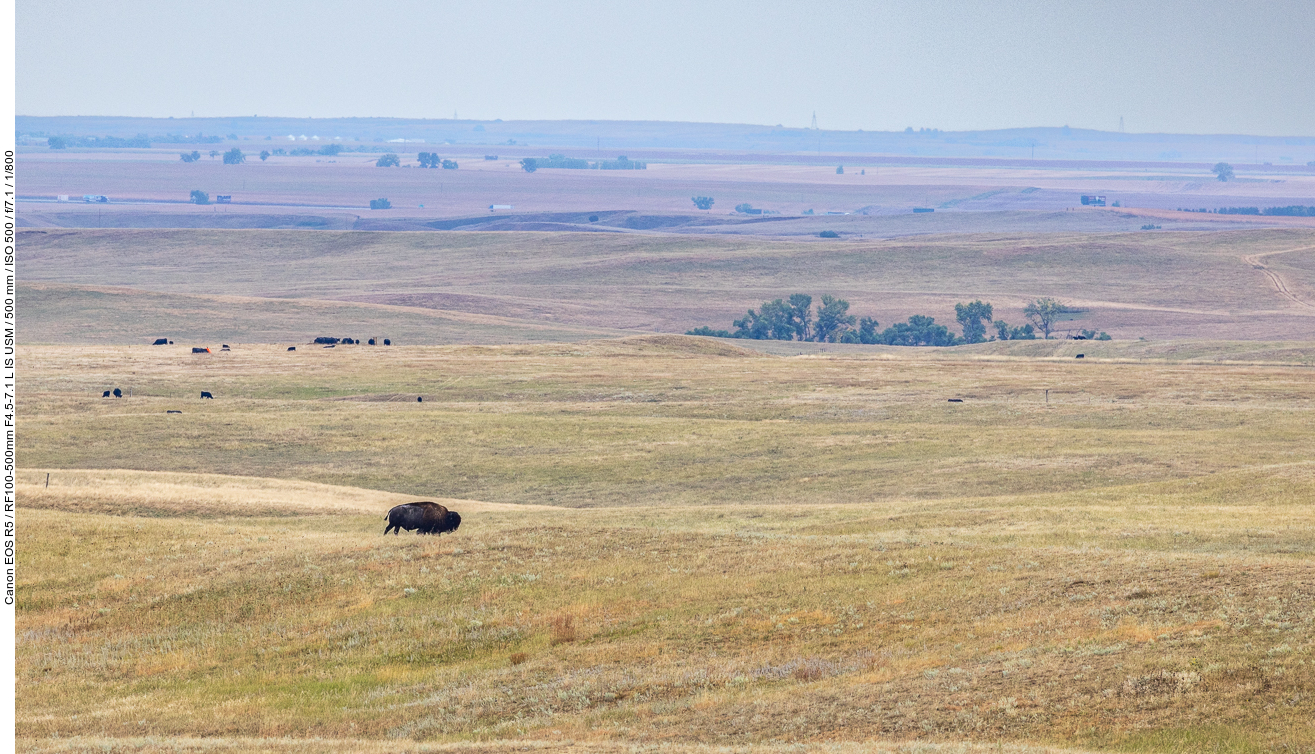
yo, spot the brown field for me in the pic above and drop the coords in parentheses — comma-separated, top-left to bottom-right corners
(18, 227, 1315, 343)
(18, 150, 1315, 238)
(17, 339, 1315, 753)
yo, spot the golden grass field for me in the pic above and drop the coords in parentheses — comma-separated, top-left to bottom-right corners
(18, 337, 1315, 753)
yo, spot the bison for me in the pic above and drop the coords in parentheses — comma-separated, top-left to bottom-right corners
(384, 502, 462, 536)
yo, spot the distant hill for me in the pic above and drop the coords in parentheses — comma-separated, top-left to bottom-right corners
(18, 115, 1315, 165)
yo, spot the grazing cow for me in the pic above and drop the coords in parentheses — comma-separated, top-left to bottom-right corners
(221, 344, 231, 351)
(152, 338, 168, 345)
(384, 502, 462, 536)
(102, 390, 111, 398)
(166, 410, 182, 414)
(417, 396, 423, 402)
(368, 338, 376, 345)
(200, 391, 214, 399)
(288, 347, 296, 351)
(1075, 354, 1085, 359)
(112, 388, 123, 398)
(947, 398, 963, 403)
(383, 339, 391, 345)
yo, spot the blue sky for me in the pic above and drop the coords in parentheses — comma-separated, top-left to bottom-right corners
(17, 0, 1315, 135)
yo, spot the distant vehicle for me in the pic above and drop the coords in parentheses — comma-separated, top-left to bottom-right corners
(83, 194, 109, 203)
(1080, 195, 1106, 206)
(215, 195, 232, 204)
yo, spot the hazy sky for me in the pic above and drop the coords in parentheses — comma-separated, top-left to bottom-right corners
(17, 0, 1315, 135)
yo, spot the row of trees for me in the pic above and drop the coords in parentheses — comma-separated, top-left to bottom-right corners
(520, 155, 647, 172)
(178, 148, 244, 164)
(687, 295, 1102, 345)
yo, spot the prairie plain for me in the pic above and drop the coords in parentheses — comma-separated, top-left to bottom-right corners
(17, 338, 1315, 753)
(19, 227, 1315, 342)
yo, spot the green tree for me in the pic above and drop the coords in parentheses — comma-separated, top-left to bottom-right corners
(691, 196, 714, 210)
(369, 198, 392, 210)
(954, 300, 994, 344)
(814, 295, 855, 342)
(259, 150, 270, 161)
(993, 320, 1036, 340)
(1212, 162, 1234, 182)
(878, 315, 959, 346)
(190, 190, 209, 205)
(836, 165, 844, 174)
(222, 148, 244, 164)
(376, 153, 400, 167)
(520, 157, 538, 173)
(818, 230, 839, 238)
(209, 150, 220, 159)
(180, 152, 197, 163)
(418, 152, 437, 168)
(48, 136, 69, 149)
(1023, 297, 1067, 339)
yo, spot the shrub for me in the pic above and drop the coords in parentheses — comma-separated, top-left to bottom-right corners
(549, 614, 576, 645)
(819, 230, 839, 238)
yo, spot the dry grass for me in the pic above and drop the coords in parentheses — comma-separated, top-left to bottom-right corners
(18, 227, 1315, 341)
(17, 339, 1315, 752)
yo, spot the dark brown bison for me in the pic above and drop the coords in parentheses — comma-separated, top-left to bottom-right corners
(384, 502, 462, 536)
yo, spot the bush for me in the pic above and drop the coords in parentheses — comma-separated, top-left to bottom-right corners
(588, 215, 599, 222)
(819, 230, 839, 238)
(190, 190, 209, 205)
(686, 326, 733, 338)
(369, 198, 392, 210)
(692, 196, 715, 210)
(376, 153, 400, 167)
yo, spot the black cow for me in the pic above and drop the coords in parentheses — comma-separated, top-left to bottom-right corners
(417, 396, 423, 402)
(112, 388, 122, 398)
(102, 390, 111, 397)
(384, 502, 462, 536)
(152, 338, 168, 345)
(383, 339, 391, 345)
(368, 338, 376, 345)
(1075, 354, 1085, 359)
(200, 391, 213, 399)
(288, 347, 296, 351)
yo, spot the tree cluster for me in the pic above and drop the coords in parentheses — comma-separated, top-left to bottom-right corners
(221, 148, 245, 164)
(416, 152, 456, 169)
(520, 154, 647, 172)
(376, 153, 400, 167)
(687, 295, 1092, 345)
(49, 134, 151, 149)
(691, 196, 715, 210)
(179, 151, 202, 163)
(369, 198, 392, 210)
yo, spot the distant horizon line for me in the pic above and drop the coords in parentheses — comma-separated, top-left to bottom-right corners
(15, 114, 1315, 141)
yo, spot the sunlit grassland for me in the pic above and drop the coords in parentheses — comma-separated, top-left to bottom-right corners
(17, 338, 1315, 752)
